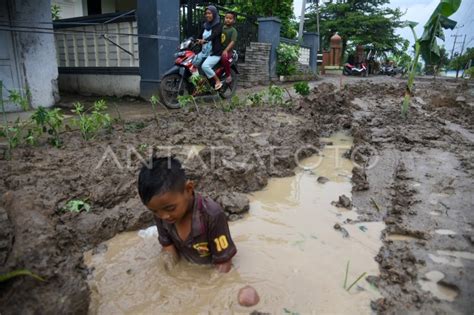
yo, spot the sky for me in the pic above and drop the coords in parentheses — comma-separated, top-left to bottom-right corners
(293, 0, 474, 57)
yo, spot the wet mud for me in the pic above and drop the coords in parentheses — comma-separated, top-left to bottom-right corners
(83, 133, 384, 314)
(1, 77, 473, 314)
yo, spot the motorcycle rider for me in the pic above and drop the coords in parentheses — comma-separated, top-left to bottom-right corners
(192, 5, 224, 90)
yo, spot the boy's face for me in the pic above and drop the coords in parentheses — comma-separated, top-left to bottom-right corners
(146, 181, 194, 224)
(224, 14, 235, 26)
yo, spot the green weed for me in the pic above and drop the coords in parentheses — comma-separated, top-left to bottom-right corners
(31, 107, 64, 147)
(61, 199, 91, 213)
(72, 100, 111, 141)
(267, 85, 285, 106)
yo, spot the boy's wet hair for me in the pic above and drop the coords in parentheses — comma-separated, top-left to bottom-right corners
(225, 11, 236, 19)
(138, 156, 186, 205)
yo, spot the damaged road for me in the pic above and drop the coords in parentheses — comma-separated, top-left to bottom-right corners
(0, 76, 473, 314)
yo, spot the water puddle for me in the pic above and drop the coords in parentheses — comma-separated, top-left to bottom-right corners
(418, 271, 459, 301)
(84, 132, 384, 314)
(435, 229, 457, 236)
(386, 234, 421, 241)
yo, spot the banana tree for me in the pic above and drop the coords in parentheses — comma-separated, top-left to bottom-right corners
(402, 0, 461, 117)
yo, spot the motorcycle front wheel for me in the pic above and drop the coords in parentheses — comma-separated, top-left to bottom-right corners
(159, 74, 189, 109)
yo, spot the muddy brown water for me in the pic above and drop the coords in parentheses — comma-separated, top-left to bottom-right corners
(84, 133, 385, 314)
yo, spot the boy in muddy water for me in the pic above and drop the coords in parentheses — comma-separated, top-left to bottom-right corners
(138, 156, 237, 273)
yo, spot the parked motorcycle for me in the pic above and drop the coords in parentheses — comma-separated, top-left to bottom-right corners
(342, 62, 368, 76)
(159, 37, 239, 109)
(379, 65, 397, 76)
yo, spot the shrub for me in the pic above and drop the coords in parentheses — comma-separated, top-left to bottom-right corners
(294, 81, 310, 96)
(267, 85, 285, 106)
(277, 43, 300, 76)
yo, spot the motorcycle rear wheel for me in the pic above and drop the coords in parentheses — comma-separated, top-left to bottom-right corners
(218, 69, 238, 99)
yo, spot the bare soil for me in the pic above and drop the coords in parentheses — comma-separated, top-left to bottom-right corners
(1, 76, 473, 314)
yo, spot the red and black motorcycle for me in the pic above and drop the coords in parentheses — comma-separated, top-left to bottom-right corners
(159, 37, 239, 109)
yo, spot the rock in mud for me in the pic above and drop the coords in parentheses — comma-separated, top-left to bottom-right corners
(217, 192, 250, 214)
(332, 195, 352, 209)
(317, 176, 329, 184)
(238, 285, 260, 307)
(352, 167, 369, 191)
(333, 223, 350, 238)
(0, 206, 13, 266)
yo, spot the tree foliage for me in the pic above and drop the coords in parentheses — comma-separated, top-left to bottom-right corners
(305, 0, 404, 54)
(222, 0, 296, 38)
(449, 47, 474, 70)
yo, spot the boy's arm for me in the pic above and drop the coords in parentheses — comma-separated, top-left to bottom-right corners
(208, 210, 237, 273)
(162, 244, 179, 257)
(155, 216, 179, 260)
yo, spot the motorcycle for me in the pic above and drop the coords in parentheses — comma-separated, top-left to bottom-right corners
(342, 62, 368, 76)
(159, 37, 239, 109)
(379, 65, 396, 76)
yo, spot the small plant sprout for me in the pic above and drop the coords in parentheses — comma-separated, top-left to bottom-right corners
(61, 199, 91, 213)
(72, 100, 111, 141)
(401, 0, 461, 117)
(149, 95, 162, 127)
(248, 92, 265, 107)
(0, 269, 45, 283)
(177, 95, 199, 114)
(267, 85, 285, 106)
(0, 82, 32, 159)
(294, 81, 310, 97)
(31, 107, 64, 147)
(343, 260, 367, 292)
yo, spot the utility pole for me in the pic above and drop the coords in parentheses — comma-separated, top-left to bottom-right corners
(456, 34, 467, 78)
(450, 34, 462, 60)
(298, 0, 307, 42)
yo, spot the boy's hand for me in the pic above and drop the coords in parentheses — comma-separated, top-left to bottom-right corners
(222, 50, 229, 59)
(197, 39, 206, 45)
(161, 245, 179, 271)
(215, 260, 232, 273)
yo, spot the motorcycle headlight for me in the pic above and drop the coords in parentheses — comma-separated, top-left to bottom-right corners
(174, 51, 186, 58)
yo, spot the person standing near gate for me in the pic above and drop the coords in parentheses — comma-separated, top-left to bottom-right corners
(193, 5, 224, 90)
(221, 11, 238, 84)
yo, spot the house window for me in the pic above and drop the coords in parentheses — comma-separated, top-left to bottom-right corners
(87, 0, 101, 15)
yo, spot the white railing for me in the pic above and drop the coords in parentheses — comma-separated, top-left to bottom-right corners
(55, 21, 139, 68)
(299, 47, 310, 66)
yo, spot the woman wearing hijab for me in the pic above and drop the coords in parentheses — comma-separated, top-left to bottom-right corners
(192, 5, 224, 90)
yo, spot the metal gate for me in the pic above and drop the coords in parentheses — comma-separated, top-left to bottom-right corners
(179, 0, 258, 61)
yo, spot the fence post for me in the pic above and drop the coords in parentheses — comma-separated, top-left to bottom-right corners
(257, 17, 281, 78)
(303, 32, 319, 74)
(137, 0, 180, 99)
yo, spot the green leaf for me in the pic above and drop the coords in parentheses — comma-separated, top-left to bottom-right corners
(401, 20, 418, 28)
(0, 269, 45, 283)
(419, 0, 461, 65)
(62, 200, 91, 213)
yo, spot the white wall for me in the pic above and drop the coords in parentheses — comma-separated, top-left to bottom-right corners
(11, 0, 59, 109)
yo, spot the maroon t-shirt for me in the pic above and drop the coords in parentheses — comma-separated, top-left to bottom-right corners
(154, 193, 237, 265)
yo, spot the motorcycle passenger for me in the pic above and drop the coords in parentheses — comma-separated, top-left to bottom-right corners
(193, 5, 224, 90)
